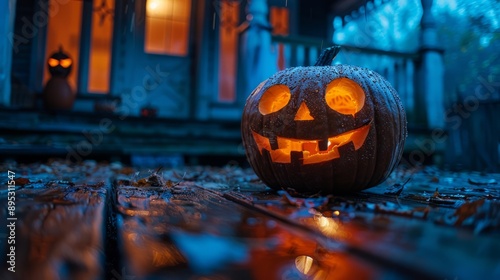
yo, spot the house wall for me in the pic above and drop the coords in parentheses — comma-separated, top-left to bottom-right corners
(6, 0, 197, 118)
(8, 0, 41, 107)
(109, 0, 195, 119)
(5, 0, 339, 119)
(193, 0, 218, 120)
(297, 0, 332, 39)
(0, 0, 17, 107)
(9, 0, 32, 87)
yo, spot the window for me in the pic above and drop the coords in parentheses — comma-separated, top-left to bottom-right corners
(88, 0, 115, 93)
(270, 7, 289, 36)
(145, 0, 191, 56)
(44, 0, 115, 94)
(44, 0, 82, 92)
(270, 7, 289, 70)
(218, 1, 240, 102)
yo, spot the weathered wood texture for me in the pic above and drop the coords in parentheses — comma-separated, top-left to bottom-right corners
(1, 161, 499, 279)
(0, 161, 112, 280)
(113, 165, 500, 279)
(115, 180, 397, 279)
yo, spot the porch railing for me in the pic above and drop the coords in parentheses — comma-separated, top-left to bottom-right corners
(271, 35, 420, 125)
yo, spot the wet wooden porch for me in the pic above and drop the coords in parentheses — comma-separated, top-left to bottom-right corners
(1, 160, 499, 280)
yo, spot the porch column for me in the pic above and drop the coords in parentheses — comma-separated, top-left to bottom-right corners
(418, 0, 445, 128)
(240, 0, 277, 102)
(0, 0, 16, 106)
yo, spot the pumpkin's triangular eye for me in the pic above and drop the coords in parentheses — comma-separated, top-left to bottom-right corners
(259, 85, 291, 115)
(60, 58, 72, 68)
(325, 78, 365, 116)
(294, 102, 314, 120)
(48, 58, 59, 67)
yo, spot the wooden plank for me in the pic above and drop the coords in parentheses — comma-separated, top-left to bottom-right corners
(0, 182, 108, 279)
(114, 177, 402, 279)
(1, 161, 498, 279)
(219, 167, 500, 280)
(0, 161, 115, 279)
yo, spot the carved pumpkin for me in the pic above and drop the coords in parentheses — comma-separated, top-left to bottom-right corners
(241, 46, 407, 194)
(47, 46, 73, 78)
(43, 46, 75, 110)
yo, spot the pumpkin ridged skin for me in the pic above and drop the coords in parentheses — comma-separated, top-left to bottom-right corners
(43, 76, 75, 110)
(241, 64, 407, 194)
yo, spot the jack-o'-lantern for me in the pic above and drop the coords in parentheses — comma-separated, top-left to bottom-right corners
(43, 46, 75, 110)
(47, 46, 73, 78)
(241, 46, 407, 194)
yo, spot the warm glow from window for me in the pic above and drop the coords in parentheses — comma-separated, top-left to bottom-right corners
(145, 0, 191, 56)
(270, 7, 289, 35)
(270, 7, 289, 70)
(218, 1, 240, 102)
(88, 0, 115, 93)
(44, 0, 82, 91)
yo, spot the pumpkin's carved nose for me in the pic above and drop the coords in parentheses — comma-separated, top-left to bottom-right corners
(294, 102, 314, 120)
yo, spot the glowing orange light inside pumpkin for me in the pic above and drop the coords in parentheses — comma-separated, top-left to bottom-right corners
(325, 77, 365, 116)
(258, 85, 290, 115)
(59, 58, 72, 68)
(251, 123, 370, 164)
(48, 58, 59, 67)
(294, 102, 314, 121)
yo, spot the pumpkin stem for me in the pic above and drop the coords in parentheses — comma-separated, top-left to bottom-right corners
(314, 45, 341, 66)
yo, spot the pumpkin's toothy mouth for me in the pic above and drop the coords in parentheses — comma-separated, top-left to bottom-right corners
(251, 124, 371, 165)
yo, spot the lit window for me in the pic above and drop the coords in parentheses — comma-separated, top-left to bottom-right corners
(88, 0, 115, 93)
(218, 1, 240, 102)
(270, 7, 289, 70)
(44, 0, 82, 92)
(270, 7, 289, 36)
(145, 0, 191, 56)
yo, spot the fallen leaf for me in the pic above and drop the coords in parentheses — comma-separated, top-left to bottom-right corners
(132, 178, 149, 187)
(14, 177, 30, 186)
(445, 199, 500, 234)
(147, 173, 165, 187)
(119, 167, 135, 175)
(433, 188, 440, 198)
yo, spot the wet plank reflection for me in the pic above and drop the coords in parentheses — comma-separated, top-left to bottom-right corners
(116, 181, 394, 279)
(2, 162, 498, 279)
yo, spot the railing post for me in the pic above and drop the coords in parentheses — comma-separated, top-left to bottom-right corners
(417, 0, 445, 128)
(240, 0, 276, 102)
